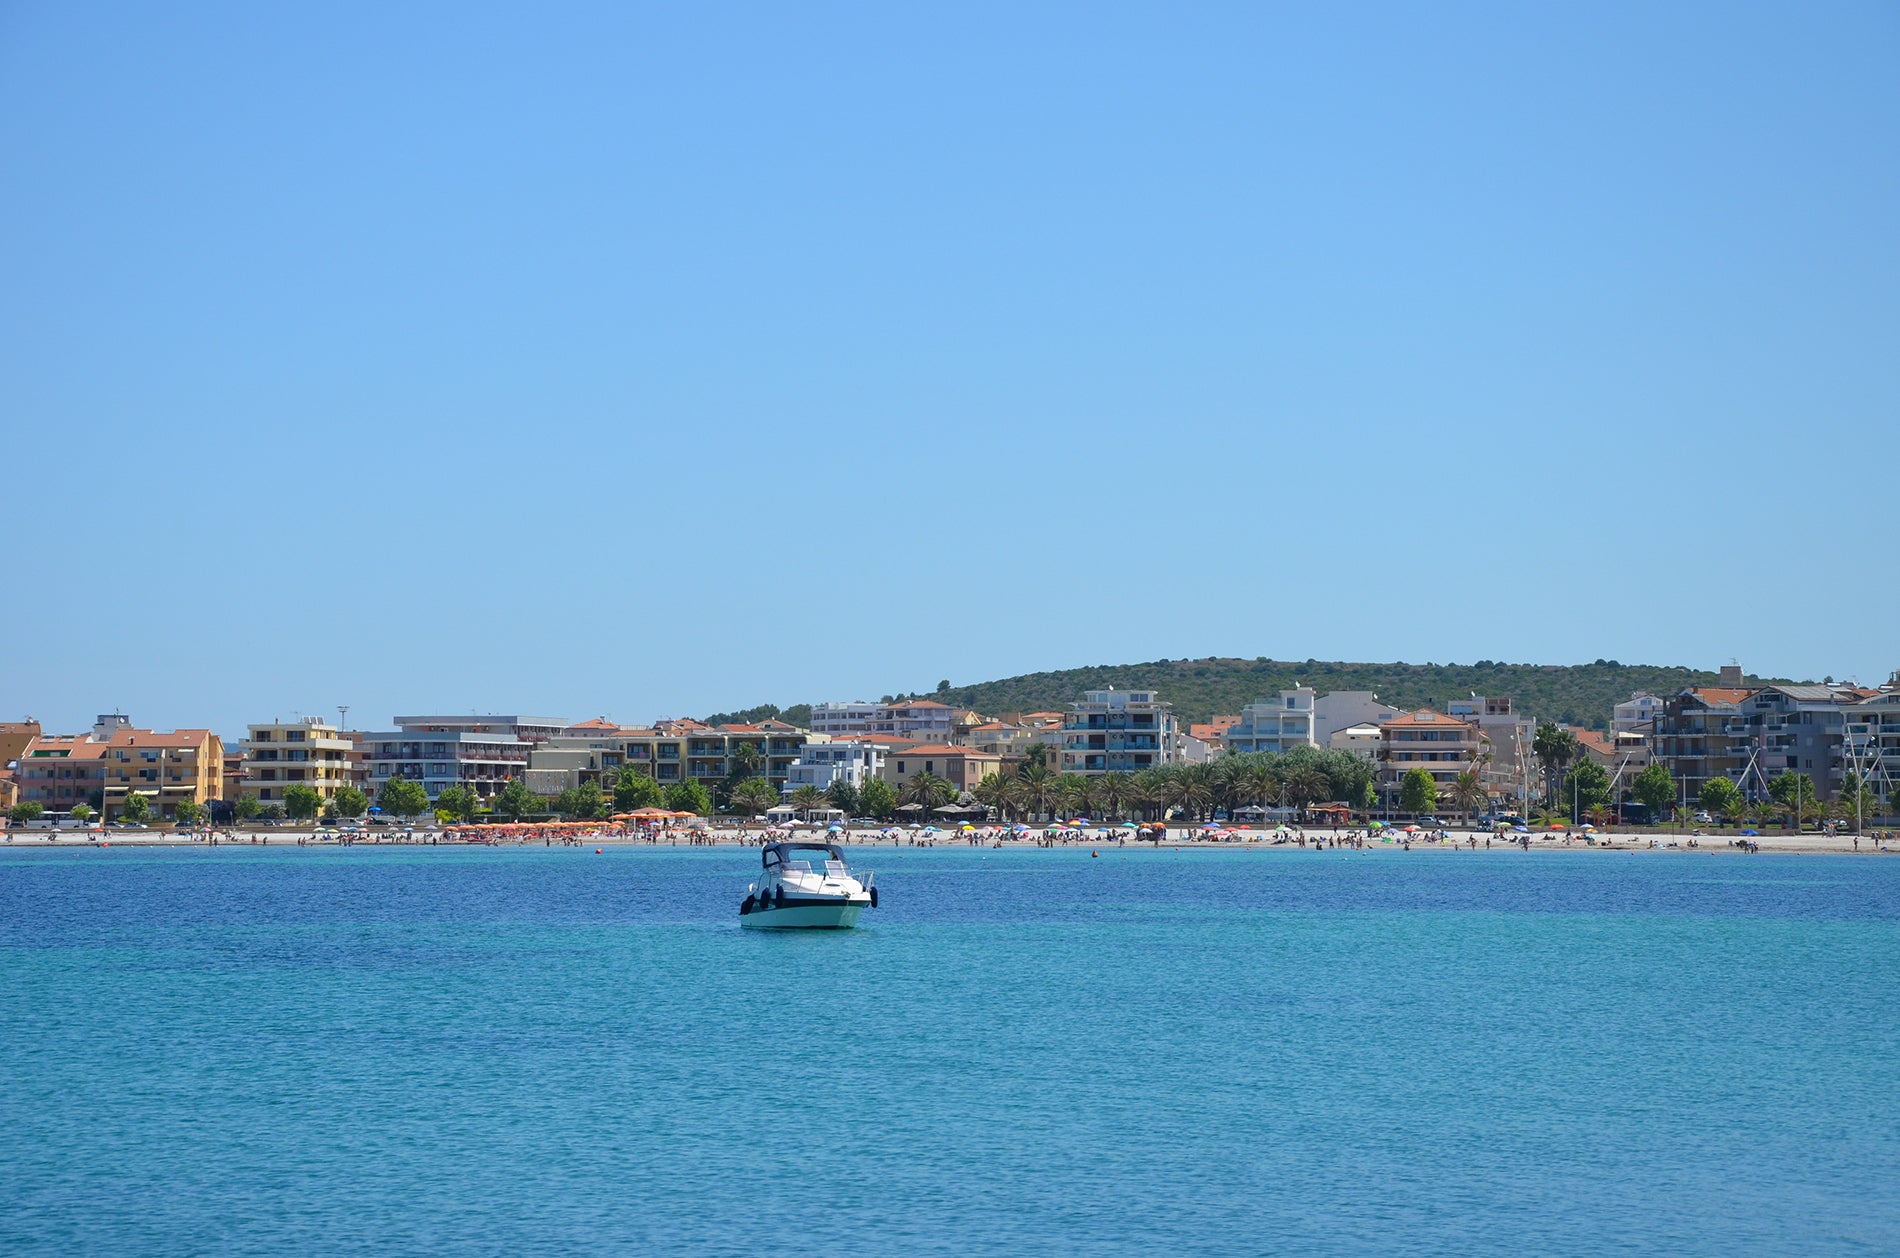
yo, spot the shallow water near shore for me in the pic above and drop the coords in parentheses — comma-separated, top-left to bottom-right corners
(3, 845, 1898, 1255)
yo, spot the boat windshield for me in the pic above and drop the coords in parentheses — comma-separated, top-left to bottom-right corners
(764, 842, 846, 871)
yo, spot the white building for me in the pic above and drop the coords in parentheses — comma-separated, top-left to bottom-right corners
(1329, 722, 1384, 762)
(1060, 688, 1176, 775)
(1312, 692, 1402, 746)
(809, 702, 881, 737)
(1221, 688, 1317, 754)
(1613, 692, 1664, 733)
(783, 740, 885, 796)
(1446, 696, 1535, 798)
(810, 699, 958, 742)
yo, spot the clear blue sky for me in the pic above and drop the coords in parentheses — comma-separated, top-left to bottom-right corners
(3, 2, 1895, 737)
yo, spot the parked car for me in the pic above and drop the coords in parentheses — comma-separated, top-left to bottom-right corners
(1693, 810, 1713, 823)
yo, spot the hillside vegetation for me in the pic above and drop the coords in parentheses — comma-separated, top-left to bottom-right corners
(923, 658, 1787, 730)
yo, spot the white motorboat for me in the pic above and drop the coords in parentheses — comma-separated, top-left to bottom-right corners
(740, 841, 877, 929)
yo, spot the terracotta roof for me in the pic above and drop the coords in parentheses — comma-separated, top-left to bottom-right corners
(1687, 687, 1755, 707)
(24, 736, 110, 760)
(106, 728, 215, 750)
(1569, 727, 1614, 756)
(564, 718, 621, 733)
(889, 700, 952, 710)
(1380, 710, 1474, 730)
(890, 743, 999, 758)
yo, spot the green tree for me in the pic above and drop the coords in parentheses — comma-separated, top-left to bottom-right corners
(857, 776, 898, 820)
(1632, 763, 1678, 820)
(69, 803, 93, 824)
(435, 784, 479, 823)
(377, 777, 430, 819)
(1091, 772, 1134, 821)
(1698, 776, 1742, 817)
(1053, 773, 1092, 817)
(494, 778, 536, 821)
(1282, 765, 1332, 810)
(824, 779, 860, 818)
(728, 741, 764, 781)
(233, 795, 261, 822)
(1163, 766, 1214, 820)
(613, 767, 663, 812)
(1769, 771, 1818, 819)
(1532, 722, 1579, 806)
(1566, 759, 1612, 819)
(901, 771, 955, 811)
(729, 777, 779, 816)
(282, 784, 322, 822)
(332, 785, 368, 818)
(973, 772, 1019, 821)
(8, 801, 43, 824)
(663, 780, 711, 816)
(555, 781, 609, 821)
(789, 784, 825, 817)
(1448, 770, 1487, 820)
(1835, 770, 1878, 831)
(172, 799, 201, 826)
(121, 792, 152, 824)
(1399, 768, 1438, 815)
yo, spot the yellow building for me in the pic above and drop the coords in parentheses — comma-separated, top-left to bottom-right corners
(244, 718, 355, 807)
(100, 727, 225, 820)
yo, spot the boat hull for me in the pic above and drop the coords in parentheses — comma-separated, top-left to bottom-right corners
(740, 900, 867, 930)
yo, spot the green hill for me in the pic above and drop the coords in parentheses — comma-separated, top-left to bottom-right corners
(916, 658, 1788, 730)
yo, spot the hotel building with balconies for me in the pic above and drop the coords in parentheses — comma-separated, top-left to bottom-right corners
(243, 717, 355, 807)
(1059, 688, 1176, 775)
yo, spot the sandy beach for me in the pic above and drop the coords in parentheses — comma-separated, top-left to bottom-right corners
(6, 824, 1896, 855)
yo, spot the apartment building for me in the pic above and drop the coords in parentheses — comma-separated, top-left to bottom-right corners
(1221, 688, 1317, 755)
(1650, 686, 1758, 802)
(99, 727, 225, 819)
(1329, 722, 1384, 762)
(783, 740, 884, 796)
(243, 717, 354, 807)
(0, 720, 42, 768)
(361, 715, 559, 802)
(15, 733, 109, 815)
(809, 702, 881, 737)
(1312, 692, 1401, 746)
(613, 720, 808, 796)
(525, 731, 628, 796)
(881, 744, 1003, 794)
(810, 699, 962, 742)
(1446, 695, 1535, 797)
(1378, 710, 1482, 800)
(1613, 692, 1665, 733)
(1842, 684, 1900, 805)
(1059, 688, 1176, 775)
(17, 716, 222, 820)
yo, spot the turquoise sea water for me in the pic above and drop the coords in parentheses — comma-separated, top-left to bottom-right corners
(3, 845, 1898, 1256)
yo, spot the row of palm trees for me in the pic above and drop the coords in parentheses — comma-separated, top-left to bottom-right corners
(962, 753, 1372, 824)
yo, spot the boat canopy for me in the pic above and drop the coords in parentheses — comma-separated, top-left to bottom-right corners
(763, 841, 846, 868)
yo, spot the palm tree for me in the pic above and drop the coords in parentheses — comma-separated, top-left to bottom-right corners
(1092, 772, 1134, 821)
(729, 778, 778, 816)
(1532, 722, 1579, 808)
(1127, 771, 1165, 823)
(1054, 774, 1091, 819)
(1448, 770, 1486, 822)
(789, 784, 824, 819)
(1165, 765, 1214, 821)
(729, 741, 764, 779)
(1232, 760, 1279, 822)
(973, 773, 1019, 822)
(1282, 765, 1332, 812)
(1017, 761, 1056, 820)
(901, 771, 954, 811)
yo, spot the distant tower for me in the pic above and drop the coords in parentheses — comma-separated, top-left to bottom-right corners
(337, 705, 350, 731)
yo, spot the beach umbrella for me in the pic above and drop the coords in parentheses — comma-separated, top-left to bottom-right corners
(827, 823, 844, 831)
(1513, 824, 1529, 833)
(1012, 823, 1030, 833)
(1403, 824, 1419, 833)
(1548, 822, 1566, 830)
(1201, 822, 1220, 830)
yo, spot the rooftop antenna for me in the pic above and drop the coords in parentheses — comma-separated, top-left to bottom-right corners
(337, 705, 350, 731)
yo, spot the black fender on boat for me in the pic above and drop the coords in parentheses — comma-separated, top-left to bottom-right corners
(869, 885, 879, 909)
(740, 895, 754, 915)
